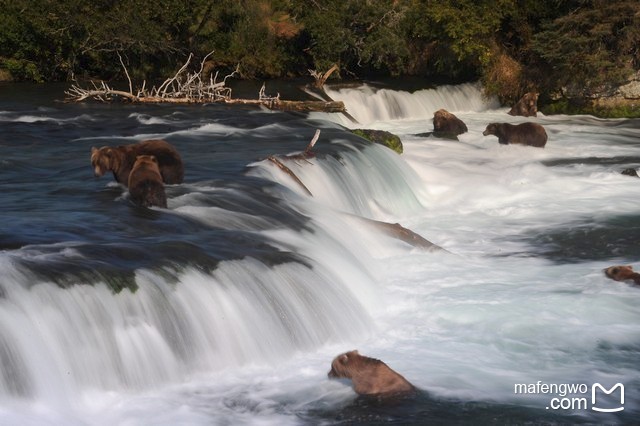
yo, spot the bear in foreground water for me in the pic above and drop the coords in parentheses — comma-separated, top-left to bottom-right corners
(128, 155, 167, 208)
(603, 265, 640, 286)
(328, 350, 416, 396)
(482, 122, 548, 148)
(91, 139, 184, 186)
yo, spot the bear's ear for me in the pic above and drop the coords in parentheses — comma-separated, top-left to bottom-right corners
(344, 350, 359, 360)
(338, 353, 350, 364)
(627, 265, 634, 271)
(91, 147, 97, 154)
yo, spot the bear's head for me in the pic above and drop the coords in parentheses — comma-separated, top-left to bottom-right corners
(91, 146, 121, 177)
(482, 123, 498, 136)
(433, 109, 453, 127)
(328, 350, 376, 379)
(604, 265, 635, 282)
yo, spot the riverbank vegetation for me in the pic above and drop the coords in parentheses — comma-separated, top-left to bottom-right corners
(1, 0, 639, 115)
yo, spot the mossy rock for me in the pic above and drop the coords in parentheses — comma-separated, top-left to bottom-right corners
(541, 98, 640, 118)
(351, 129, 403, 154)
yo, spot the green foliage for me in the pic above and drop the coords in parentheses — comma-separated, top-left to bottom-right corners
(0, 0, 638, 119)
(291, 0, 409, 76)
(541, 98, 640, 119)
(532, 0, 640, 96)
(400, 0, 513, 79)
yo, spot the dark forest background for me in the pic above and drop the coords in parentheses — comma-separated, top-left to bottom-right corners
(1, 0, 639, 107)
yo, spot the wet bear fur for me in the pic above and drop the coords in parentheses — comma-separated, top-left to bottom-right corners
(604, 265, 640, 285)
(127, 155, 167, 208)
(328, 350, 416, 396)
(508, 92, 539, 117)
(483, 122, 548, 148)
(432, 109, 468, 139)
(91, 139, 183, 186)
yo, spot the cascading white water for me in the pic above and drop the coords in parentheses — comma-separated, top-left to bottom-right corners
(0, 231, 378, 401)
(1, 82, 638, 424)
(324, 82, 500, 124)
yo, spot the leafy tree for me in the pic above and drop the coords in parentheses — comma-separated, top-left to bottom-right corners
(532, 0, 640, 97)
(290, 0, 409, 77)
(400, 0, 514, 83)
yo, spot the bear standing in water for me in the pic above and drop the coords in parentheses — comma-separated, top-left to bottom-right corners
(432, 109, 468, 139)
(328, 350, 416, 396)
(604, 265, 640, 286)
(91, 139, 184, 186)
(483, 122, 548, 148)
(128, 155, 168, 208)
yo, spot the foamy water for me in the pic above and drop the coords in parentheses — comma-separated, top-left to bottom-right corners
(0, 82, 638, 424)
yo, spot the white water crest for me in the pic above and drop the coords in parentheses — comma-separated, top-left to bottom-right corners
(324, 82, 500, 124)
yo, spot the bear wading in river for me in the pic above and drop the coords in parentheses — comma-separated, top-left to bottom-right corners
(127, 155, 168, 208)
(482, 122, 548, 148)
(328, 350, 416, 396)
(604, 265, 640, 286)
(91, 139, 184, 186)
(432, 109, 468, 140)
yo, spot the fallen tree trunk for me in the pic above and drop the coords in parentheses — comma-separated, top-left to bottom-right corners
(306, 65, 359, 123)
(224, 98, 346, 113)
(66, 89, 345, 112)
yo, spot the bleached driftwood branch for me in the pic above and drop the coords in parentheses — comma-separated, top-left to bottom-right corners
(65, 53, 346, 113)
(65, 51, 238, 103)
(309, 64, 338, 88)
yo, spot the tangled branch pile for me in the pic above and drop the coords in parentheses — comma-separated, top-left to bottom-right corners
(65, 52, 238, 103)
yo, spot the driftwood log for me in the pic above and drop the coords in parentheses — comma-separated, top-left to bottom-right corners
(65, 52, 346, 114)
(306, 64, 359, 123)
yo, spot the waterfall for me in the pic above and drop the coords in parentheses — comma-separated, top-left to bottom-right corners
(324, 82, 500, 124)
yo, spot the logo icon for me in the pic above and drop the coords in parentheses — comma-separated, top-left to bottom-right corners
(592, 383, 624, 412)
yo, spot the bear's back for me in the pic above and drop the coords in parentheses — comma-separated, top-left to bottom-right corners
(128, 156, 167, 208)
(133, 140, 184, 184)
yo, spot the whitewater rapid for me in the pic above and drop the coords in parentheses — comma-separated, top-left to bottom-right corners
(0, 82, 638, 424)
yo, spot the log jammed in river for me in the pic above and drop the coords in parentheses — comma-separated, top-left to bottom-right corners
(64, 52, 347, 114)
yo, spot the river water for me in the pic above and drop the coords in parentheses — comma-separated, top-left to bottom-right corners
(0, 81, 638, 425)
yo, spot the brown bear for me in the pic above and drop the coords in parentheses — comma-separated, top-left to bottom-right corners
(91, 139, 183, 186)
(604, 265, 640, 285)
(508, 92, 539, 117)
(433, 109, 468, 139)
(127, 155, 168, 208)
(483, 122, 548, 148)
(328, 350, 416, 396)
